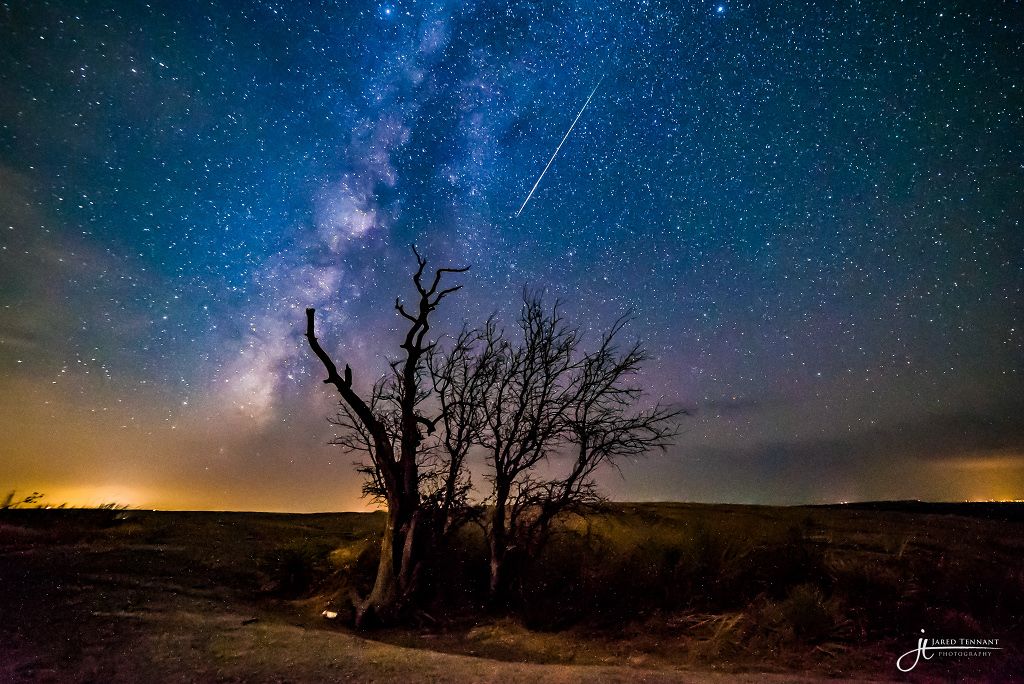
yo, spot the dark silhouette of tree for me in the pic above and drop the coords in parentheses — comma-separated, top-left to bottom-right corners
(307, 259, 680, 623)
(422, 321, 502, 541)
(520, 314, 682, 560)
(433, 294, 683, 607)
(305, 246, 467, 626)
(475, 297, 580, 604)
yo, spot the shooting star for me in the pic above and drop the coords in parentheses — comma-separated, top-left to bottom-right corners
(515, 74, 605, 218)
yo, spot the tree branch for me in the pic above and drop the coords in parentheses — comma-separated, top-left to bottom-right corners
(415, 414, 441, 434)
(306, 308, 343, 386)
(305, 307, 381, 439)
(427, 266, 470, 297)
(395, 298, 418, 323)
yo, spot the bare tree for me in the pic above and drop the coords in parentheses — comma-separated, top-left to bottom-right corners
(305, 246, 467, 626)
(477, 297, 579, 604)
(421, 320, 502, 541)
(520, 317, 683, 557)
(433, 294, 683, 607)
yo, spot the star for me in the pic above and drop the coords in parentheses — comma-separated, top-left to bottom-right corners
(0, 0, 1018, 510)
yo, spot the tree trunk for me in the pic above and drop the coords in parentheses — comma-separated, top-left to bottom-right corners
(356, 493, 420, 627)
(487, 482, 511, 609)
(356, 507, 399, 627)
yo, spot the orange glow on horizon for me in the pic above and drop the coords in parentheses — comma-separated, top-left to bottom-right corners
(926, 449, 1024, 503)
(5, 483, 379, 513)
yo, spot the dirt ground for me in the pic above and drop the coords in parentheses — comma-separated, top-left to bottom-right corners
(0, 505, 1019, 682)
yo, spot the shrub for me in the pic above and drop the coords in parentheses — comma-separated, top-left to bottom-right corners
(778, 584, 836, 641)
(753, 583, 840, 646)
(719, 526, 829, 604)
(260, 540, 334, 598)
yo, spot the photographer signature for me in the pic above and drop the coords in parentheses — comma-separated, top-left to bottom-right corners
(897, 632, 1001, 672)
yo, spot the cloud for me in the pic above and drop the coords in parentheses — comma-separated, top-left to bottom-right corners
(0, 165, 158, 371)
(690, 397, 1023, 470)
(699, 396, 763, 414)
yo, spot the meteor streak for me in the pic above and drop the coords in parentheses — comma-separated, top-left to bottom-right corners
(515, 75, 605, 218)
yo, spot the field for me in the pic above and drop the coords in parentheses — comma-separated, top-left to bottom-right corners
(1, 502, 1021, 682)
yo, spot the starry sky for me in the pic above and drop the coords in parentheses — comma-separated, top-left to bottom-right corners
(1, 0, 1022, 511)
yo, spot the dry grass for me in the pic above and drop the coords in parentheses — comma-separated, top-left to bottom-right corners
(1, 503, 1021, 681)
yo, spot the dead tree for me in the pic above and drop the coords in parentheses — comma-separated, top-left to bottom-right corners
(475, 296, 580, 605)
(438, 294, 682, 607)
(305, 246, 467, 626)
(520, 317, 683, 554)
(422, 320, 502, 541)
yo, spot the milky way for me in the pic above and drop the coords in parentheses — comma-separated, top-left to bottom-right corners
(1, 1, 1021, 510)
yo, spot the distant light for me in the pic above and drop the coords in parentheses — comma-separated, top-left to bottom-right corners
(716, 5, 726, 13)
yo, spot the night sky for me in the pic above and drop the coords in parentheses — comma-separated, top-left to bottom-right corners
(1, 0, 1021, 511)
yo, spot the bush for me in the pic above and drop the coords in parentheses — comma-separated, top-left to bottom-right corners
(420, 525, 490, 615)
(779, 584, 836, 641)
(260, 541, 334, 598)
(718, 526, 829, 604)
(752, 583, 840, 646)
(517, 534, 594, 630)
(516, 525, 745, 629)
